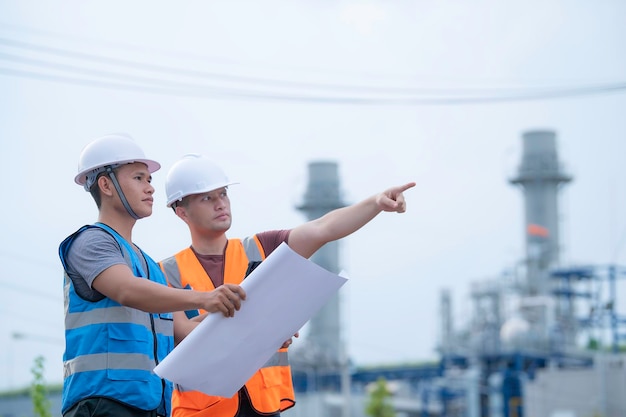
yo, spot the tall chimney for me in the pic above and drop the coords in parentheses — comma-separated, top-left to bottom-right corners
(296, 161, 346, 367)
(509, 130, 572, 295)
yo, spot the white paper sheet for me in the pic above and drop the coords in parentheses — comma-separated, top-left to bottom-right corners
(153, 242, 348, 398)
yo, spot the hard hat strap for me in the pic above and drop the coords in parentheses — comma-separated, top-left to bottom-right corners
(84, 163, 121, 192)
(106, 166, 140, 220)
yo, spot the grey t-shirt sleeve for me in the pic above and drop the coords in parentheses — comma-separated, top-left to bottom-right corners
(65, 227, 128, 300)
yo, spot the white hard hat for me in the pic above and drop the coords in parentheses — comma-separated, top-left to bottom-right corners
(165, 154, 237, 207)
(75, 133, 161, 189)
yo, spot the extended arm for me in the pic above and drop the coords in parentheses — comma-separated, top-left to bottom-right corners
(287, 182, 415, 258)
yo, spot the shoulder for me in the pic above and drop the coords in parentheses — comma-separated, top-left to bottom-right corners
(64, 227, 124, 266)
(63, 226, 128, 294)
(71, 226, 119, 250)
(255, 230, 290, 255)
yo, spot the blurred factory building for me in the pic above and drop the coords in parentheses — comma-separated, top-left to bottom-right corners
(3, 130, 626, 417)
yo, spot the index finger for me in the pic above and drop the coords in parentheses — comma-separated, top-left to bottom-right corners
(397, 182, 416, 193)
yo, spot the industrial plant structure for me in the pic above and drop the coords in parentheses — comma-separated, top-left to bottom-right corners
(286, 130, 626, 417)
(2, 130, 625, 417)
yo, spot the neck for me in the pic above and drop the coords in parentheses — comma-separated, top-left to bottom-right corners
(98, 211, 136, 242)
(190, 233, 228, 255)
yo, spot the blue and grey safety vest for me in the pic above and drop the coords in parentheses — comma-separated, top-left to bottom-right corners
(59, 223, 173, 415)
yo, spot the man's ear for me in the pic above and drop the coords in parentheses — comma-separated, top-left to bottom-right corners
(174, 205, 185, 217)
(175, 205, 189, 222)
(98, 175, 114, 197)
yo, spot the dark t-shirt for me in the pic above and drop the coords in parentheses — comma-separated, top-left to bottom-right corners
(191, 230, 290, 288)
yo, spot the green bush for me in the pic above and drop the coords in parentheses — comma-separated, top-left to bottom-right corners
(30, 356, 52, 417)
(365, 377, 395, 417)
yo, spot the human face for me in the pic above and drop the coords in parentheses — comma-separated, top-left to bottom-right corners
(182, 187, 232, 233)
(111, 162, 155, 218)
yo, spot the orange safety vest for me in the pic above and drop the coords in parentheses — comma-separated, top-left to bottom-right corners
(159, 236, 296, 417)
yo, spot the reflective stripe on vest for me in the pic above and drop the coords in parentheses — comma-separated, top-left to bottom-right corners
(59, 223, 174, 415)
(242, 236, 262, 262)
(64, 353, 156, 377)
(159, 236, 296, 417)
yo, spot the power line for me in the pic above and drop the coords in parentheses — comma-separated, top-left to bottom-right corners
(0, 280, 61, 302)
(0, 250, 59, 271)
(0, 37, 460, 95)
(1, 33, 548, 94)
(0, 306, 62, 329)
(2, 37, 626, 104)
(3, 65, 625, 105)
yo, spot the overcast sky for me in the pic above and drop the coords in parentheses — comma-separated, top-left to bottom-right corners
(1, 0, 626, 390)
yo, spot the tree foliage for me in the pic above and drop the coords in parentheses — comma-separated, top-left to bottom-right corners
(30, 355, 52, 417)
(365, 377, 396, 417)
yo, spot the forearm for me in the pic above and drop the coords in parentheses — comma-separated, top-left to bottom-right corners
(117, 279, 206, 313)
(174, 311, 203, 344)
(93, 265, 205, 313)
(289, 195, 380, 258)
(316, 195, 380, 239)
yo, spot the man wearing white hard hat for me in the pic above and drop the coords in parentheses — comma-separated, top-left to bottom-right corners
(58, 135, 246, 417)
(159, 153, 415, 417)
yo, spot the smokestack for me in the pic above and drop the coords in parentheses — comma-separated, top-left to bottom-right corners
(296, 161, 346, 367)
(509, 130, 572, 295)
